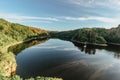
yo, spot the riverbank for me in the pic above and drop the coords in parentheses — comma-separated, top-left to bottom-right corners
(107, 43, 120, 47)
(71, 40, 108, 47)
(0, 38, 62, 80)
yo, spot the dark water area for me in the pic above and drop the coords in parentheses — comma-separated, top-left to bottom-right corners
(15, 39, 120, 80)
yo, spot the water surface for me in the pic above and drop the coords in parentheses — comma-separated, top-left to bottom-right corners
(16, 39, 120, 80)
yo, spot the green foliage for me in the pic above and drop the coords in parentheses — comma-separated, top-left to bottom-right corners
(49, 26, 120, 44)
(0, 52, 16, 77)
(0, 19, 49, 78)
(95, 36, 106, 44)
(0, 75, 62, 80)
(0, 19, 47, 48)
(0, 75, 22, 80)
(49, 28, 107, 44)
(28, 76, 62, 80)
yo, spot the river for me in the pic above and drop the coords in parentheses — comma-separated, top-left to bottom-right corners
(13, 39, 120, 80)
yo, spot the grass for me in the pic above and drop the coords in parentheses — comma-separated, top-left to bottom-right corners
(0, 19, 62, 80)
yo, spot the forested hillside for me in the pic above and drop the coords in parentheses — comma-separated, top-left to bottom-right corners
(0, 19, 62, 80)
(0, 19, 47, 48)
(105, 25, 120, 43)
(49, 25, 120, 44)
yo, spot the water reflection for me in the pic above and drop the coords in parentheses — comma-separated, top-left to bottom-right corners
(8, 39, 120, 59)
(15, 39, 120, 80)
(72, 42, 120, 59)
(8, 39, 47, 55)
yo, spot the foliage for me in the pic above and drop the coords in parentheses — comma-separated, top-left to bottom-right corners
(49, 26, 120, 44)
(0, 19, 47, 47)
(0, 19, 49, 79)
(0, 52, 16, 77)
(49, 28, 107, 44)
(0, 75, 62, 80)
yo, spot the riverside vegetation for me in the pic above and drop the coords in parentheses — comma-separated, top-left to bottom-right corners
(0, 19, 62, 80)
(0, 18, 120, 80)
(49, 25, 120, 45)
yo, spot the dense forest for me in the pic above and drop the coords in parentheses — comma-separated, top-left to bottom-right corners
(0, 19, 48, 48)
(0, 19, 61, 80)
(49, 25, 120, 44)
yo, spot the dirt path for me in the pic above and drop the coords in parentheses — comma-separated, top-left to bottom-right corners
(5, 41, 23, 49)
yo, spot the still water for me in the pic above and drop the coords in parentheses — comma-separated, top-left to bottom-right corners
(15, 39, 120, 80)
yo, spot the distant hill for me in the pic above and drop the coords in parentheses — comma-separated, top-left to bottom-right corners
(1, 18, 120, 46)
(0, 19, 47, 48)
(49, 25, 120, 44)
(106, 25, 120, 43)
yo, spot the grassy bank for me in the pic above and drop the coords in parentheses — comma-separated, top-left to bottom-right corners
(0, 75, 62, 80)
(0, 19, 62, 80)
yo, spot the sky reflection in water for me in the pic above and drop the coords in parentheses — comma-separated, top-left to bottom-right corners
(16, 39, 120, 80)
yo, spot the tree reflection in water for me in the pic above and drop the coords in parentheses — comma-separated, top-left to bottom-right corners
(8, 39, 120, 59)
(72, 42, 120, 59)
(8, 39, 48, 55)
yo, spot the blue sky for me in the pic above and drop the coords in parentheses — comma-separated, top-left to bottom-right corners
(0, 0, 120, 30)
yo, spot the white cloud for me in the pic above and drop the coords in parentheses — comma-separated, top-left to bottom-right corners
(0, 13, 119, 24)
(0, 13, 58, 22)
(62, 16, 119, 23)
(66, 0, 120, 10)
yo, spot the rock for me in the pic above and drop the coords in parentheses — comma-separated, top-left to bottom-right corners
(0, 52, 17, 77)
